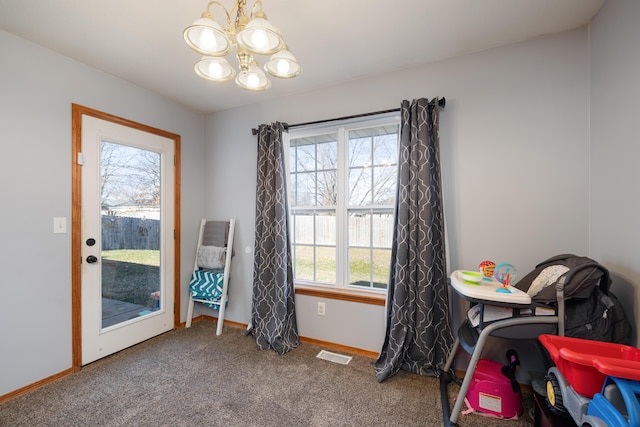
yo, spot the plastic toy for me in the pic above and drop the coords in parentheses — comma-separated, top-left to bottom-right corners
(151, 291, 160, 310)
(539, 334, 640, 427)
(587, 377, 640, 427)
(493, 262, 517, 293)
(461, 271, 483, 284)
(464, 350, 523, 419)
(478, 260, 496, 279)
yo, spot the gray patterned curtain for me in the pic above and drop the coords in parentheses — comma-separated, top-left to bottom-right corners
(374, 98, 453, 382)
(248, 122, 299, 355)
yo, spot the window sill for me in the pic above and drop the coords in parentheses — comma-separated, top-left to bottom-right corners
(294, 284, 386, 306)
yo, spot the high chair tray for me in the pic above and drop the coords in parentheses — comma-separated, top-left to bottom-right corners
(450, 270, 531, 306)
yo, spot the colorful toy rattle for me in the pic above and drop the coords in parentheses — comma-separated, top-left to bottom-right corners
(478, 260, 496, 280)
(494, 262, 517, 293)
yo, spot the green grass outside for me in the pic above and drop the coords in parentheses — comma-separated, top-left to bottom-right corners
(294, 246, 390, 289)
(101, 249, 160, 307)
(102, 246, 388, 307)
(102, 249, 160, 266)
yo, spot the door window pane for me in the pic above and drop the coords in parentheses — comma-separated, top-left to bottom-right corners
(100, 141, 161, 328)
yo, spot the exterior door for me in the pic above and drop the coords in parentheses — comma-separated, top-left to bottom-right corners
(78, 111, 176, 365)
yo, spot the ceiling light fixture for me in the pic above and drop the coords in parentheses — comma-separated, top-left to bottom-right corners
(184, 0, 302, 92)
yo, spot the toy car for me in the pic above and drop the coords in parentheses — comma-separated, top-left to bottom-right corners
(540, 334, 640, 427)
(587, 376, 640, 426)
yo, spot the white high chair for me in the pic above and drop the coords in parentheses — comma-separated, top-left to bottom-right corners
(441, 259, 610, 426)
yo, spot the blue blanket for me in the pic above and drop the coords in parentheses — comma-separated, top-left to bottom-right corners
(189, 270, 226, 309)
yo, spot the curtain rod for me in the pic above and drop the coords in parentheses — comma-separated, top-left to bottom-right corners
(251, 97, 446, 135)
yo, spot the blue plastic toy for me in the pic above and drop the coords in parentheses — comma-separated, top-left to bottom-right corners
(587, 376, 640, 427)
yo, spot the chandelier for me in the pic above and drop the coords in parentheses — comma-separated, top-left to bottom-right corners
(183, 0, 302, 91)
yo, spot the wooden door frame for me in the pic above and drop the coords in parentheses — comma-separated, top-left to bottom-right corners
(71, 104, 181, 371)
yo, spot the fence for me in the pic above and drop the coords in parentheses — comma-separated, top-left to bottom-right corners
(102, 216, 160, 250)
(102, 214, 393, 251)
(293, 213, 394, 248)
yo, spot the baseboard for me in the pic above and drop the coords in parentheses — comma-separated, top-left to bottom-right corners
(0, 368, 74, 405)
(299, 336, 379, 359)
(186, 315, 380, 359)
(181, 314, 247, 331)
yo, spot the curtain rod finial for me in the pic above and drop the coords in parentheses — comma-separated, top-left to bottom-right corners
(252, 123, 289, 135)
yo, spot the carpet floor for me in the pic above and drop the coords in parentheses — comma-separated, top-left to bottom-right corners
(0, 321, 535, 426)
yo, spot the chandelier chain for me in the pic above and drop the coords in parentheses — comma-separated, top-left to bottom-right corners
(235, 0, 247, 29)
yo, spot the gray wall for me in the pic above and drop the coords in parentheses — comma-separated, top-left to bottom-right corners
(4, 0, 640, 398)
(202, 27, 591, 353)
(0, 30, 206, 396)
(589, 0, 640, 345)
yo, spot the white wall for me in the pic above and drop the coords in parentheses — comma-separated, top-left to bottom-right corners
(203, 27, 591, 353)
(0, 30, 206, 396)
(589, 0, 640, 345)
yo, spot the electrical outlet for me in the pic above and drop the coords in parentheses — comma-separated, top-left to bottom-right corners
(317, 302, 326, 316)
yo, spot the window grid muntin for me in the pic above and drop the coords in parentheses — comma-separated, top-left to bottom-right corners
(291, 207, 336, 285)
(346, 207, 394, 290)
(289, 115, 399, 292)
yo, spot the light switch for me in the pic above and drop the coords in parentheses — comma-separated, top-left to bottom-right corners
(53, 217, 67, 234)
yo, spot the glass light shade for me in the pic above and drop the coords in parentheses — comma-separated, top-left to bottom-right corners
(235, 64, 271, 91)
(264, 48, 302, 79)
(236, 18, 284, 55)
(183, 16, 231, 56)
(194, 56, 235, 82)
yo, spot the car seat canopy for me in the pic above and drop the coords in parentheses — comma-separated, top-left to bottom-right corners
(514, 254, 610, 303)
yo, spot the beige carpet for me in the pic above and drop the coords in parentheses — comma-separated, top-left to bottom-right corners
(0, 321, 535, 426)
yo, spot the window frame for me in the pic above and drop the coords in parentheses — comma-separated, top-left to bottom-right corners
(287, 112, 400, 294)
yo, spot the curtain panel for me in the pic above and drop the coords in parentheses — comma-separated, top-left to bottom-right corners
(248, 122, 299, 355)
(375, 98, 453, 382)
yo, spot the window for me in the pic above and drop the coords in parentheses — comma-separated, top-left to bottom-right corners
(288, 114, 400, 291)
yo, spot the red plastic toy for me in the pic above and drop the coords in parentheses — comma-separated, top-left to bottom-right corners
(539, 334, 640, 398)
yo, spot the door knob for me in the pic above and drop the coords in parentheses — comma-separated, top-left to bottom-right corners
(86, 255, 98, 264)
